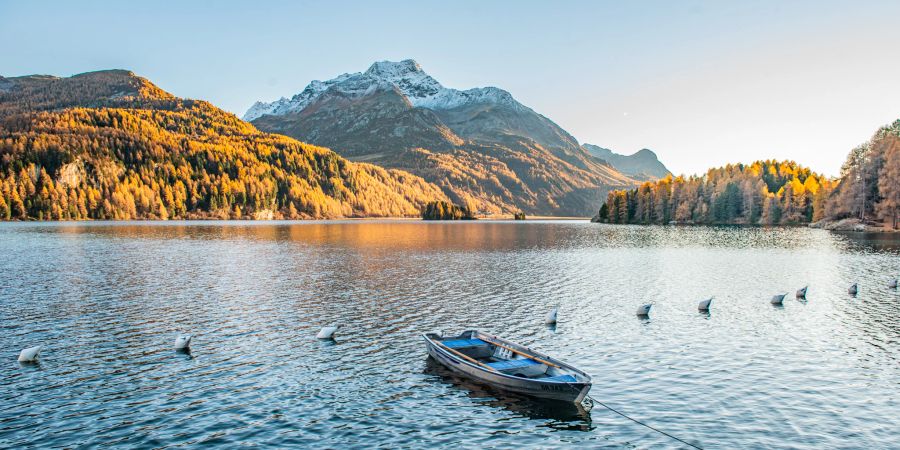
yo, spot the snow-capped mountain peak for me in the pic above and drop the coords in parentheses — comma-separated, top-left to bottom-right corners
(243, 59, 524, 121)
(364, 59, 425, 79)
(364, 59, 444, 103)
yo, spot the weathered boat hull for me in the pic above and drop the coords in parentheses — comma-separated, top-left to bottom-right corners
(424, 331, 591, 403)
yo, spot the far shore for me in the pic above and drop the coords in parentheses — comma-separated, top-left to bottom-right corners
(0, 215, 594, 223)
(588, 218, 899, 233)
(5, 216, 898, 232)
(7, 217, 900, 232)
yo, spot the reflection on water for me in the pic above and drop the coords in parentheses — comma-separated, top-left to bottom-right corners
(422, 357, 593, 431)
(1, 221, 899, 449)
(835, 231, 900, 252)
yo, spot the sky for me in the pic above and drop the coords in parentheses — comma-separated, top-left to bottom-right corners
(2, 0, 900, 177)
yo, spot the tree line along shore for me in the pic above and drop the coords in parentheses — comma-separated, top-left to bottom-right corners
(594, 121, 900, 232)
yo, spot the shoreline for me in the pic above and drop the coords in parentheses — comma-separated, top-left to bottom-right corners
(0, 215, 593, 224)
(809, 218, 899, 233)
(589, 218, 900, 233)
(3, 216, 895, 232)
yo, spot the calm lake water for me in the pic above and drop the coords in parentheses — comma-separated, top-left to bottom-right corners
(1, 221, 899, 449)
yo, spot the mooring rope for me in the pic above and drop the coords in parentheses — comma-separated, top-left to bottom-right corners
(572, 385, 704, 450)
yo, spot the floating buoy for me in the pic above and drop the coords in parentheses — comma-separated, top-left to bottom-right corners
(698, 298, 713, 312)
(636, 304, 652, 316)
(174, 335, 192, 350)
(796, 286, 808, 299)
(545, 307, 558, 325)
(889, 279, 898, 289)
(848, 283, 858, 295)
(18, 345, 42, 363)
(316, 325, 341, 340)
(771, 293, 787, 305)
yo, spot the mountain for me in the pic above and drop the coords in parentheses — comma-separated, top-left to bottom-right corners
(246, 59, 637, 216)
(583, 145, 670, 180)
(0, 70, 448, 220)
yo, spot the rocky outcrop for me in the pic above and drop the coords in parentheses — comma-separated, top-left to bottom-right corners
(57, 160, 85, 188)
(810, 218, 895, 232)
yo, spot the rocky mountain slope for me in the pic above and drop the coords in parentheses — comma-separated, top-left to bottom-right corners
(583, 144, 671, 180)
(246, 60, 638, 216)
(0, 70, 447, 220)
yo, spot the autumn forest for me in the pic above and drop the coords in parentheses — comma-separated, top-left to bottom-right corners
(0, 71, 447, 220)
(0, 70, 898, 229)
(596, 121, 900, 229)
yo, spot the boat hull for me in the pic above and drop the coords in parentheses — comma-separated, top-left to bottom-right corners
(424, 333, 591, 403)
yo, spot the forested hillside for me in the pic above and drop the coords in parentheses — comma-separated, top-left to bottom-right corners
(595, 160, 833, 225)
(0, 70, 447, 220)
(595, 119, 900, 230)
(821, 120, 900, 228)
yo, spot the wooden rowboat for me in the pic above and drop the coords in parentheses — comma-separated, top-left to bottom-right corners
(423, 330, 592, 403)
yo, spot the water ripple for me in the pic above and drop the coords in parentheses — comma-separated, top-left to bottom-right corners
(0, 221, 898, 448)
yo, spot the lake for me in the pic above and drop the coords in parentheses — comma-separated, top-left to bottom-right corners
(1, 221, 899, 449)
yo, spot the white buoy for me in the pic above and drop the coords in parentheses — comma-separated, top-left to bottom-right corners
(889, 279, 898, 289)
(18, 345, 42, 363)
(636, 304, 652, 316)
(771, 293, 787, 305)
(316, 325, 341, 340)
(174, 335, 192, 350)
(848, 283, 858, 295)
(698, 298, 713, 312)
(545, 307, 558, 325)
(796, 286, 808, 299)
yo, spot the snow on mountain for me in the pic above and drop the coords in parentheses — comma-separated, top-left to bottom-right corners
(243, 59, 523, 121)
(244, 73, 354, 121)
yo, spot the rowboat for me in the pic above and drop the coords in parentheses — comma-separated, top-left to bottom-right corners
(423, 330, 592, 403)
(423, 357, 593, 423)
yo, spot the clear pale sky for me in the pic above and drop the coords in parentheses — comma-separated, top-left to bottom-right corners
(2, 0, 899, 176)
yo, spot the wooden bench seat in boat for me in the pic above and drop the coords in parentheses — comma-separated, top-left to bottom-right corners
(486, 358, 542, 372)
(441, 339, 489, 349)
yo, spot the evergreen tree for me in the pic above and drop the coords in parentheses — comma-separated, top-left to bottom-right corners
(599, 160, 830, 226)
(598, 203, 609, 222)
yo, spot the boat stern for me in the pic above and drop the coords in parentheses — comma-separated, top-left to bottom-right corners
(573, 383, 591, 404)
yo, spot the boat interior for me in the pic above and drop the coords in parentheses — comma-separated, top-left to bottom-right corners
(432, 331, 582, 383)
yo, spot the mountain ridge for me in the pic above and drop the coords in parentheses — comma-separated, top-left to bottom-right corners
(583, 144, 671, 180)
(245, 60, 527, 121)
(246, 59, 639, 215)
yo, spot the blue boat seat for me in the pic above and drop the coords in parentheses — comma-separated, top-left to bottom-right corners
(487, 358, 541, 371)
(441, 338, 489, 349)
(541, 374, 577, 383)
